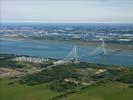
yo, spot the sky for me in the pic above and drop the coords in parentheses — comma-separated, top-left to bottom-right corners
(1, 0, 133, 23)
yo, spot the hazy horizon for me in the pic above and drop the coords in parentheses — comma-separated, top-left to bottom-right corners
(1, 0, 133, 23)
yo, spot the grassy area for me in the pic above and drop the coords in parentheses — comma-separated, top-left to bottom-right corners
(0, 54, 133, 100)
(1, 79, 133, 100)
(0, 79, 62, 100)
(58, 81, 133, 100)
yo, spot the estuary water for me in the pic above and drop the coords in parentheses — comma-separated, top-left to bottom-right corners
(0, 38, 133, 67)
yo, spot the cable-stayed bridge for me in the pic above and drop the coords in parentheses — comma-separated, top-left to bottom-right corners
(64, 38, 107, 63)
(24, 39, 107, 74)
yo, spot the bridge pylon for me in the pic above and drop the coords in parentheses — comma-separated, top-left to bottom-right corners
(100, 38, 106, 55)
(73, 45, 78, 63)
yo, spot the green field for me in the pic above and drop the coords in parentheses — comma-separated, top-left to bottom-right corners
(58, 81, 133, 100)
(0, 79, 62, 100)
(0, 79, 133, 100)
(0, 54, 133, 100)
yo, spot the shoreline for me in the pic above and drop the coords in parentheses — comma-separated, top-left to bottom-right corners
(0, 53, 133, 68)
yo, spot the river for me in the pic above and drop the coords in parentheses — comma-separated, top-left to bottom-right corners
(0, 38, 133, 67)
